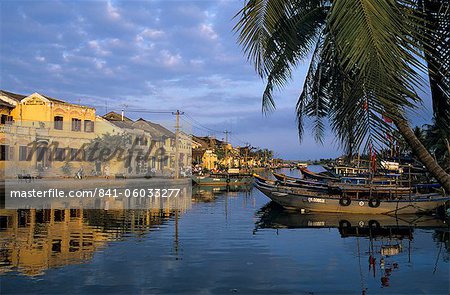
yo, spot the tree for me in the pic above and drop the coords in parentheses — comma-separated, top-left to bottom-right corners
(423, 120, 450, 171)
(85, 132, 132, 164)
(234, 0, 450, 191)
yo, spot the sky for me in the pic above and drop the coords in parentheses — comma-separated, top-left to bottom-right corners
(0, 0, 435, 160)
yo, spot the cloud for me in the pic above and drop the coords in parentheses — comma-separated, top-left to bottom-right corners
(138, 28, 164, 39)
(1, 0, 431, 159)
(199, 23, 218, 40)
(158, 50, 181, 68)
(106, 1, 120, 20)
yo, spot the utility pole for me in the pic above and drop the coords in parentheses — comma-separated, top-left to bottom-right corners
(173, 110, 184, 179)
(224, 130, 231, 169)
(244, 142, 250, 169)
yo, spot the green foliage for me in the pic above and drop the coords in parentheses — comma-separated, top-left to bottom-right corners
(423, 120, 450, 171)
(85, 132, 132, 163)
(234, 0, 448, 156)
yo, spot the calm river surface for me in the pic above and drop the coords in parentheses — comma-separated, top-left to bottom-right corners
(1, 168, 449, 294)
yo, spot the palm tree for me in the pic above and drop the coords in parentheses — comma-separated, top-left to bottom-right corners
(423, 120, 450, 171)
(234, 0, 450, 191)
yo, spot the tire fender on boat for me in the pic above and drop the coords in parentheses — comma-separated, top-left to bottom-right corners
(339, 196, 352, 206)
(368, 198, 381, 208)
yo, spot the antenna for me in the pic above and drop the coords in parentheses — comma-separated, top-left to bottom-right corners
(121, 104, 128, 121)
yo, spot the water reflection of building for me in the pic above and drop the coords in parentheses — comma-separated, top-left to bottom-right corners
(0, 208, 184, 277)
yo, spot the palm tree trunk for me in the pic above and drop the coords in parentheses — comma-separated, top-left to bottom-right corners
(394, 116, 450, 193)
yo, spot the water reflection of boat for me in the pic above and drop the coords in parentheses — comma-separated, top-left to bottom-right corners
(255, 202, 448, 234)
(255, 202, 449, 291)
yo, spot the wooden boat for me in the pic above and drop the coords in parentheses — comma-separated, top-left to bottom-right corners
(299, 167, 340, 181)
(327, 182, 413, 197)
(255, 173, 329, 192)
(323, 165, 370, 177)
(272, 172, 411, 197)
(254, 178, 449, 214)
(272, 171, 326, 185)
(192, 173, 253, 186)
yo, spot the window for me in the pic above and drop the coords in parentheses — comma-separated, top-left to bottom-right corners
(54, 116, 63, 130)
(0, 145, 9, 161)
(136, 136, 148, 146)
(19, 146, 30, 161)
(71, 118, 81, 131)
(84, 120, 94, 132)
(1, 115, 13, 125)
(54, 148, 66, 161)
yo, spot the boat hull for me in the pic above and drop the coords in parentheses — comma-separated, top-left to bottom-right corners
(255, 182, 448, 214)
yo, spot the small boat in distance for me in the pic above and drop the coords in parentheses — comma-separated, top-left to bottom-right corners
(192, 172, 253, 186)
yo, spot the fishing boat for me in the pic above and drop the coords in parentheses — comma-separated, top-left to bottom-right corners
(272, 171, 325, 184)
(272, 171, 412, 196)
(299, 167, 340, 181)
(323, 165, 370, 177)
(255, 173, 329, 192)
(192, 173, 253, 186)
(254, 176, 449, 214)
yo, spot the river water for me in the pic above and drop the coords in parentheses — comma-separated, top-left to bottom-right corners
(1, 169, 449, 294)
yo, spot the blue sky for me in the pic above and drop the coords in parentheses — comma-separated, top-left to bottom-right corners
(0, 0, 434, 160)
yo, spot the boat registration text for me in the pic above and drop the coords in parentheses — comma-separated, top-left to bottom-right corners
(307, 197, 325, 203)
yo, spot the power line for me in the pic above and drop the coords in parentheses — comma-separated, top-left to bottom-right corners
(184, 113, 223, 134)
(110, 107, 254, 147)
(121, 109, 174, 114)
(180, 117, 219, 135)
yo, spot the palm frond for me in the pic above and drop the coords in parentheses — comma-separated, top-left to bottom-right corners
(417, 0, 450, 130)
(234, 0, 327, 112)
(328, 0, 427, 121)
(261, 5, 327, 112)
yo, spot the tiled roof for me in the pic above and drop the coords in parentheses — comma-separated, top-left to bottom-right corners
(102, 112, 135, 129)
(0, 100, 15, 108)
(0, 90, 27, 102)
(0, 90, 93, 109)
(135, 118, 175, 138)
(103, 111, 133, 122)
(41, 94, 66, 103)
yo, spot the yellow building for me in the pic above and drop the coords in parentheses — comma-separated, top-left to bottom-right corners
(202, 149, 218, 170)
(0, 90, 96, 178)
(0, 90, 194, 179)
